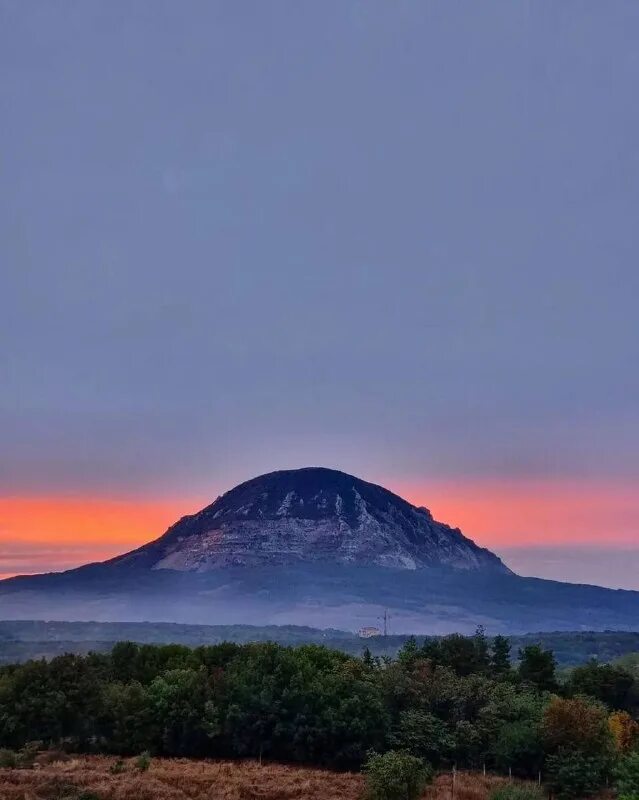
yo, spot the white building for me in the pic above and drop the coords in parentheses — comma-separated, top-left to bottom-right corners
(358, 626, 381, 638)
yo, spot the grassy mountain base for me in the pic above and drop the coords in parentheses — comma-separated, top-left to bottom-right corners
(2, 564, 639, 634)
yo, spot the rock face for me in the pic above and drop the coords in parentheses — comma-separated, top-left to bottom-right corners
(112, 467, 510, 573)
(4, 467, 639, 632)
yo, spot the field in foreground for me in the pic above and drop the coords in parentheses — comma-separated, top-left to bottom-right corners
(0, 755, 517, 800)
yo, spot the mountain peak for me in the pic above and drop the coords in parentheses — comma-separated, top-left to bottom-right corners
(114, 467, 510, 574)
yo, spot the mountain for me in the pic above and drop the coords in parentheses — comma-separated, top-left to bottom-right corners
(1, 467, 638, 634)
(111, 467, 509, 573)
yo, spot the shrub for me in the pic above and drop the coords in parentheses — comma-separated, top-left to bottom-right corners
(615, 751, 639, 795)
(15, 741, 40, 769)
(364, 750, 432, 800)
(109, 758, 126, 774)
(490, 786, 544, 800)
(135, 750, 151, 772)
(546, 749, 608, 799)
(0, 748, 17, 768)
(390, 709, 454, 765)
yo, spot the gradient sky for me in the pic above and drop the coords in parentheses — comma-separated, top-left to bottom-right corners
(1, 2, 638, 588)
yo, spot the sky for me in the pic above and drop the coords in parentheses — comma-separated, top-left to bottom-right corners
(1, 1, 638, 588)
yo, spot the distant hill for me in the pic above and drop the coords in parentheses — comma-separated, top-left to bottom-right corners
(1, 467, 639, 633)
(1, 619, 639, 668)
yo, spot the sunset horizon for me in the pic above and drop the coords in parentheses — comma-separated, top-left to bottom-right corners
(2, 5, 639, 793)
(3, 470, 638, 589)
(2, 2, 638, 628)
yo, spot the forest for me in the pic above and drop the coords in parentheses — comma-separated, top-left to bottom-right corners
(1, 630, 639, 799)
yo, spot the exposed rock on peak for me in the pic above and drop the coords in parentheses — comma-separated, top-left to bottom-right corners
(113, 467, 510, 574)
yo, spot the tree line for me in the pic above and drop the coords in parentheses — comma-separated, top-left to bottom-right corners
(1, 629, 638, 798)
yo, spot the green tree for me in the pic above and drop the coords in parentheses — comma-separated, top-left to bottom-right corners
(546, 749, 609, 799)
(518, 645, 558, 692)
(398, 637, 419, 667)
(390, 709, 453, 765)
(437, 634, 483, 676)
(493, 720, 544, 777)
(491, 636, 512, 677)
(567, 660, 636, 712)
(615, 751, 639, 796)
(473, 626, 491, 673)
(148, 668, 217, 756)
(98, 681, 154, 754)
(364, 750, 432, 800)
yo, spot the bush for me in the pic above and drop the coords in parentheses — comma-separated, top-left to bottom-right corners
(0, 749, 17, 768)
(490, 786, 544, 800)
(546, 749, 608, 799)
(109, 758, 126, 774)
(135, 751, 151, 772)
(616, 751, 639, 795)
(15, 742, 40, 769)
(364, 750, 432, 800)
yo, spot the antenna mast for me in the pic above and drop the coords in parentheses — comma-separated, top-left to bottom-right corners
(379, 608, 390, 637)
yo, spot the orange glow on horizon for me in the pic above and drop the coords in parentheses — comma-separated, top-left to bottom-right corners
(397, 478, 639, 548)
(1, 478, 637, 577)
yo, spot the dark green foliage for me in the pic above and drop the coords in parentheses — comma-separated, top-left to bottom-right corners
(135, 750, 151, 771)
(491, 635, 512, 676)
(222, 643, 387, 766)
(397, 637, 419, 667)
(517, 645, 557, 692)
(364, 750, 432, 800)
(420, 633, 486, 676)
(615, 751, 639, 795)
(390, 709, 454, 765)
(0, 748, 16, 768)
(473, 626, 491, 674)
(15, 742, 40, 769)
(148, 667, 217, 756)
(0, 632, 636, 781)
(493, 721, 544, 777)
(567, 660, 637, 712)
(546, 749, 609, 799)
(98, 680, 154, 754)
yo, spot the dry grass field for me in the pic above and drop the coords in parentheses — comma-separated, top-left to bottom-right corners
(0, 755, 518, 800)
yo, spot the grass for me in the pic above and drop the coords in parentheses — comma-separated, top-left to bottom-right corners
(0, 755, 532, 800)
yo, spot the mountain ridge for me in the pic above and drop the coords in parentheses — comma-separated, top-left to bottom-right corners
(107, 467, 509, 574)
(1, 467, 638, 634)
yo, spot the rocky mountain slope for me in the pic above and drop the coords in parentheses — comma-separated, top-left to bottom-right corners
(111, 468, 509, 573)
(1, 467, 638, 634)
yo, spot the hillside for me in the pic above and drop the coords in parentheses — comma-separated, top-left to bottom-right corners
(1, 619, 639, 667)
(1, 468, 638, 633)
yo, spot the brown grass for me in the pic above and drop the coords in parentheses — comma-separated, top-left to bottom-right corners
(0, 756, 520, 800)
(426, 772, 515, 800)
